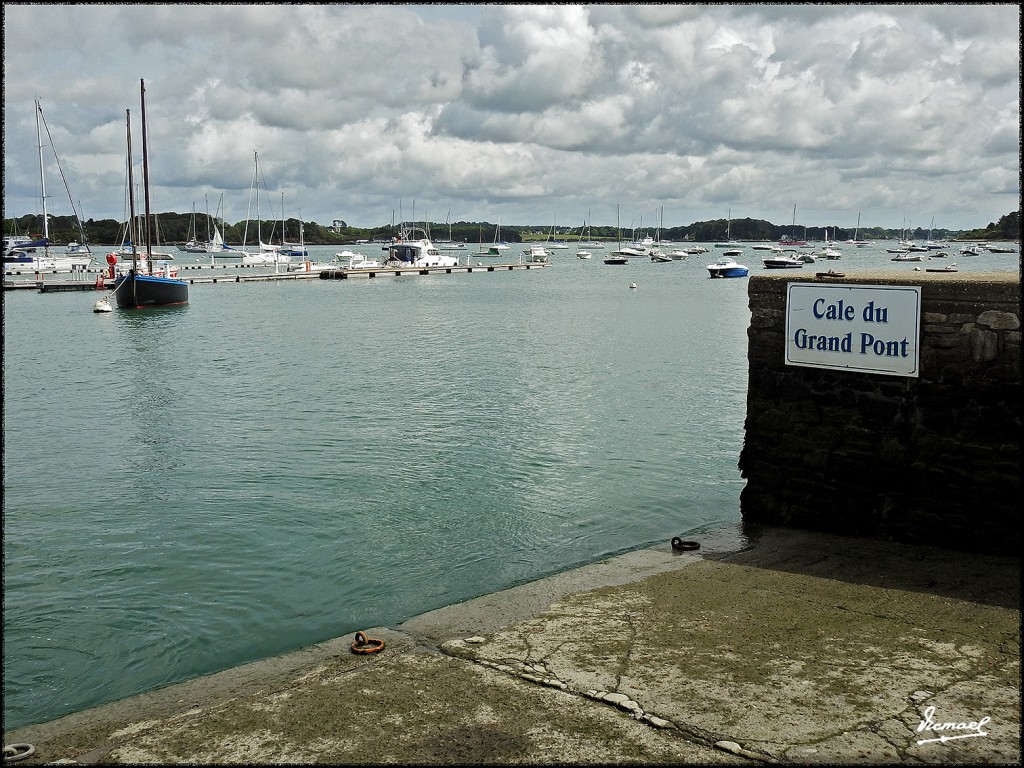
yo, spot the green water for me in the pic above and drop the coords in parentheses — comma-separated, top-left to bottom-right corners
(4, 248, 756, 728)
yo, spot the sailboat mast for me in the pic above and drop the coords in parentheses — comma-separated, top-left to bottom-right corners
(125, 108, 139, 285)
(34, 99, 49, 254)
(140, 78, 154, 271)
(255, 151, 261, 246)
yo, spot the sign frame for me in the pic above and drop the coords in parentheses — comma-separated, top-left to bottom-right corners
(784, 282, 922, 377)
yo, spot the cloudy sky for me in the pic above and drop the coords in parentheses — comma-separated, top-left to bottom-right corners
(3, 3, 1020, 233)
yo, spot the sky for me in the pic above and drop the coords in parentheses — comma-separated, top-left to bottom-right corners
(3, 3, 1020, 233)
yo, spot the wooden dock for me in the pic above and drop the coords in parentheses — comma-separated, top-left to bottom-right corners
(3, 261, 550, 293)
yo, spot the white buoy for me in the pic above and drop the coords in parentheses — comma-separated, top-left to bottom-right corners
(629, 282, 637, 290)
(93, 298, 113, 313)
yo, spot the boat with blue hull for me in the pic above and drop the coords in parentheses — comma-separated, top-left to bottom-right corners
(706, 257, 749, 278)
(113, 80, 188, 309)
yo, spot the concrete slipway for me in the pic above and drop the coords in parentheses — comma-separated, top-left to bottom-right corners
(3, 524, 1019, 765)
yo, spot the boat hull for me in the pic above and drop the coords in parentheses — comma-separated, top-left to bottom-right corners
(114, 272, 189, 308)
(707, 266, 749, 278)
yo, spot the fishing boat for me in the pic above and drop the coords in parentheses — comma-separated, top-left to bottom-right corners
(112, 80, 188, 309)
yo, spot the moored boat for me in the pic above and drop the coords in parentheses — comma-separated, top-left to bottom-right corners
(522, 244, 551, 262)
(762, 252, 804, 269)
(707, 257, 749, 278)
(384, 225, 460, 267)
(112, 80, 188, 309)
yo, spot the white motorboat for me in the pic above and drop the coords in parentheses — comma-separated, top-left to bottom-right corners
(576, 250, 592, 259)
(891, 252, 925, 262)
(707, 257, 749, 278)
(340, 252, 382, 269)
(762, 252, 804, 269)
(522, 244, 551, 262)
(384, 225, 460, 268)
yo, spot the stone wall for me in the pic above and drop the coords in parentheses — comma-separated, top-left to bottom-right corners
(738, 271, 1021, 555)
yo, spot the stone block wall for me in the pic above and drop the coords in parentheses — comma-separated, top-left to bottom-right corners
(738, 271, 1020, 555)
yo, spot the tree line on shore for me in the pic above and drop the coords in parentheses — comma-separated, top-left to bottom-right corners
(4, 210, 1018, 246)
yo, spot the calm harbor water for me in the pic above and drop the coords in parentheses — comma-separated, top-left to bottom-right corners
(3, 242, 1018, 729)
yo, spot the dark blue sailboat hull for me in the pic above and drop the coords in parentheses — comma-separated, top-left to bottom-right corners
(114, 272, 189, 308)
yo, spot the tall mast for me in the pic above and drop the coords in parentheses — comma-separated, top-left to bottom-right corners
(255, 151, 261, 246)
(126, 108, 138, 277)
(140, 78, 153, 272)
(34, 99, 49, 255)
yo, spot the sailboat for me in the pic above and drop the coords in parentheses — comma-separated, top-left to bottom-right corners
(845, 212, 870, 247)
(650, 206, 672, 261)
(240, 151, 290, 266)
(112, 80, 188, 308)
(477, 214, 510, 255)
(545, 214, 570, 249)
(604, 206, 629, 264)
(436, 209, 467, 250)
(206, 193, 244, 259)
(576, 209, 604, 249)
(4, 100, 94, 272)
(779, 204, 806, 246)
(714, 209, 741, 248)
(280, 194, 308, 257)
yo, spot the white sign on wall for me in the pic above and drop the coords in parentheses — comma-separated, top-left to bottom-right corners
(785, 283, 922, 377)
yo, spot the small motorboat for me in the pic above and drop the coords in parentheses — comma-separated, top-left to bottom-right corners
(576, 250, 592, 259)
(341, 252, 382, 269)
(706, 257, 749, 278)
(761, 252, 804, 269)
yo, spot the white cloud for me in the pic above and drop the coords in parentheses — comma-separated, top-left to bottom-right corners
(2, 3, 1018, 231)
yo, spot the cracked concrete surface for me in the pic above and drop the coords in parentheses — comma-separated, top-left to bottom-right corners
(4, 525, 1020, 764)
